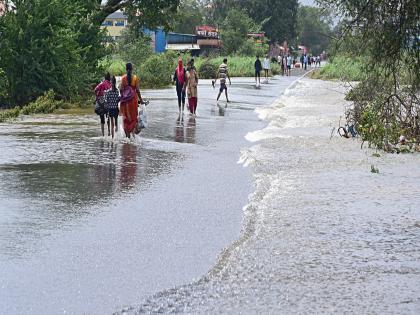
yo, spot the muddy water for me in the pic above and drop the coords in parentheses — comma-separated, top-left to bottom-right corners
(0, 76, 298, 314)
(121, 79, 420, 314)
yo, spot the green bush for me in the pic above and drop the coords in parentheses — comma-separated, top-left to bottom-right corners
(198, 61, 218, 79)
(140, 52, 177, 88)
(0, 108, 20, 123)
(101, 58, 126, 76)
(317, 55, 365, 81)
(20, 90, 63, 115)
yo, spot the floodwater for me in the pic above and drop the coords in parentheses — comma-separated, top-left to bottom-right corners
(0, 75, 298, 314)
(119, 79, 420, 314)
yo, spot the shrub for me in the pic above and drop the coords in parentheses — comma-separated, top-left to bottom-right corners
(20, 90, 63, 115)
(139, 52, 176, 88)
(198, 61, 218, 79)
(0, 107, 20, 123)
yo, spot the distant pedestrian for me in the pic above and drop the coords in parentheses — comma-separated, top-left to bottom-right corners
(186, 60, 199, 115)
(281, 56, 287, 76)
(286, 54, 292, 76)
(263, 55, 270, 82)
(215, 58, 231, 103)
(300, 54, 304, 68)
(254, 55, 262, 86)
(316, 55, 321, 67)
(303, 54, 308, 70)
(94, 72, 112, 137)
(173, 57, 187, 114)
(104, 76, 120, 139)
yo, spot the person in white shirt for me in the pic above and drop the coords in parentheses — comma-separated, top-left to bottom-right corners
(286, 54, 292, 76)
(263, 55, 271, 81)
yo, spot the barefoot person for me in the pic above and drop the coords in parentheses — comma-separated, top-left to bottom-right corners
(186, 60, 199, 115)
(104, 76, 120, 139)
(94, 72, 111, 136)
(215, 58, 231, 103)
(173, 57, 187, 114)
(255, 55, 262, 86)
(120, 63, 143, 138)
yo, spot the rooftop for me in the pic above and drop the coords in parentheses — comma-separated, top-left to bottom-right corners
(106, 11, 127, 19)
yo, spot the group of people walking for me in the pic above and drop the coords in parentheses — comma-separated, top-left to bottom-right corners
(94, 57, 232, 139)
(173, 58, 198, 115)
(94, 63, 143, 139)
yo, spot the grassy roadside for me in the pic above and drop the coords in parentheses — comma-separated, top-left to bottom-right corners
(104, 55, 281, 85)
(309, 56, 365, 82)
(0, 90, 93, 123)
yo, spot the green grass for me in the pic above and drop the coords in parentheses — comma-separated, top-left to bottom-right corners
(310, 55, 365, 81)
(194, 56, 280, 78)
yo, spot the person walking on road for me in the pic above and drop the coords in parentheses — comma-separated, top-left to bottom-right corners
(255, 55, 262, 86)
(186, 60, 199, 115)
(104, 76, 120, 139)
(120, 63, 143, 138)
(94, 72, 112, 137)
(215, 58, 231, 103)
(303, 54, 308, 70)
(286, 54, 292, 76)
(263, 55, 270, 82)
(173, 57, 187, 114)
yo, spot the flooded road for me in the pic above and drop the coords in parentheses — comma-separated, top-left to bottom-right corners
(0, 76, 297, 314)
(3, 76, 418, 315)
(121, 79, 420, 314)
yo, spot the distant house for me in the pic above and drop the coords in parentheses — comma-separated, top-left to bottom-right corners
(101, 11, 128, 41)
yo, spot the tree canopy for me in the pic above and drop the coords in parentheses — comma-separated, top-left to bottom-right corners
(297, 6, 333, 55)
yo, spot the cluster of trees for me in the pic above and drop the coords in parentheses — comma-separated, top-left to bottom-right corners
(320, 0, 420, 148)
(0, 0, 179, 106)
(0, 0, 335, 107)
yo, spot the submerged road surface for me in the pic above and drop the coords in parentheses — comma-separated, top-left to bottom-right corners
(120, 79, 420, 315)
(0, 75, 298, 314)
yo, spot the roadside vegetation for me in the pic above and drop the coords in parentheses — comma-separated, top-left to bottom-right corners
(317, 0, 419, 151)
(0, 0, 329, 116)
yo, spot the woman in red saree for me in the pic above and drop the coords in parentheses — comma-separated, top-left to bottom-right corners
(120, 63, 143, 138)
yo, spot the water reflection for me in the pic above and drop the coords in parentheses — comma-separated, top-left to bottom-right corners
(0, 140, 182, 260)
(118, 143, 138, 191)
(186, 116, 196, 143)
(174, 116, 185, 143)
(210, 104, 227, 117)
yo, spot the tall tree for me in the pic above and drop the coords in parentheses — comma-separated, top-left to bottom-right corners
(297, 6, 333, 55)
(94, 0, 180, 30)
(173, 0, 204, 34)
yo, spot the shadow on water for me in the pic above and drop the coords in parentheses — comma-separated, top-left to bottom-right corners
(0, 139, 182, 260)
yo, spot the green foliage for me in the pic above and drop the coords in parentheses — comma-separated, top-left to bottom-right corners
(208, 0, 299, 43)
(297, 6, 333, 55)
(318, 0, 420, 150)
(220, 9, 259, 55)
(0, 69, 9, 106)
(0, 90, 62, 122)
(198, 61, 218, 79)
(173, 0, 204, 34)
(139, 51, 178, 88)
(116, 30, 153, 67)
(20, 90, 63, 115)
(195, 56, 280, 77)
(0, 0, 106, 106)
(96, 0, 180, 32)
(314, 55, 365, 81)
(0, 108, 21, 123)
